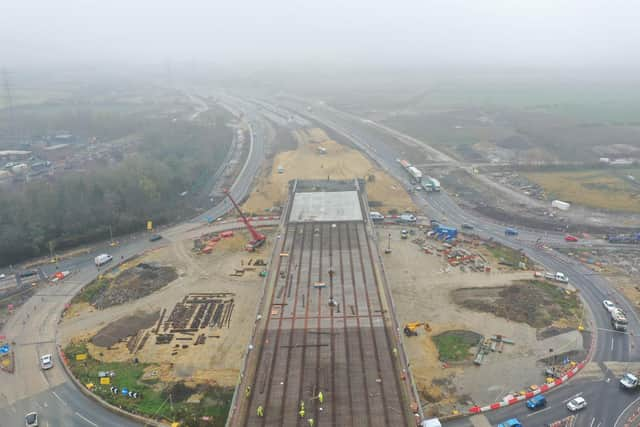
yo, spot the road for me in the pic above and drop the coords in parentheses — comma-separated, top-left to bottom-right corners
(0, 95, 271, 427)
(266, 98, 640, 426)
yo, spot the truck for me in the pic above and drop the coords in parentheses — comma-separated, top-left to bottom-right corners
(607, 233, 640, 244)
(611, 308, 628, 332)
(421, 176, 441, 192)
(620, 372, 639, 389)
(551, 200, 571, 211)
(407, 166, 423, 182)
(94, 253, 113, 267)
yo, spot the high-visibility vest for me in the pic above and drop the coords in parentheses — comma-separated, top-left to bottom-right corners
(318, 392, 324, 403)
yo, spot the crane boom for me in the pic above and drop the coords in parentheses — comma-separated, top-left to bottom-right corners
(224, 190, 266, 250)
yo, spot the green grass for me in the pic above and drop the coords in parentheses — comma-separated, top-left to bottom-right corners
(432, 332, 476, 362)
(64, 342, 233, 426)
(530, 280, 580, 318)
(485, 243, 531, 269)
(71, 278, 109, 304)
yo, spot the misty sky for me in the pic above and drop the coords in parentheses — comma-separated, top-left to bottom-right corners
(2, 0, 639, 68)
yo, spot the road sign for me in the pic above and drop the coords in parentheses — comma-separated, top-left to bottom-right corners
(100, 377, 111, 385)
(75, 353, 87, 361)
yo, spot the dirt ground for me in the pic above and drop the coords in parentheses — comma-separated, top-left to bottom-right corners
(60, 228, 273, 387)
(242, 127, 415, 215)
(378, 225, 583, 414)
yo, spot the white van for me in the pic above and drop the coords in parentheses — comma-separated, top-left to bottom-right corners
(398, 213, 417, 223)
(369, 211, 384, 222)
(94, 254, 113, 267)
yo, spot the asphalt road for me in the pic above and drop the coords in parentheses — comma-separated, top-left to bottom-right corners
(0, 95, 270, 427)
(269, 98, 640, 426)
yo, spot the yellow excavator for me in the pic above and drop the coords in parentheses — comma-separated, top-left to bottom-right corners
(403, 322, 432, 337)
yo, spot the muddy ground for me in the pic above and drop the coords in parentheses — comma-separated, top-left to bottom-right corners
(61, 228, 272, 387)
(378, 225, 584, 415)
(242, 127, 416, 215)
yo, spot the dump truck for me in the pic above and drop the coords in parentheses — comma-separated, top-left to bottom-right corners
(611, 308, 628, 332)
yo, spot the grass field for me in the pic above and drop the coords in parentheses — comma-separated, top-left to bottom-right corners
(64, 342, 232, 426)
(524, 168, 640, 212)
(432, 331, 478, 362)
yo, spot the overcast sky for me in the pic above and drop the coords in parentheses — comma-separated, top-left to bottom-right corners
(2, 0, 639, 69)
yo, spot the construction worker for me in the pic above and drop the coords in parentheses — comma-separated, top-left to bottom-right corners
(392, 347, 398, 357)
(308, 418, 315, 426)
(299, 400, 305, 411)
(257, 405, 264, 417)
(298, 408, 305, 419)
(317, 391, 324, 404)
(245, 386, 251, 397)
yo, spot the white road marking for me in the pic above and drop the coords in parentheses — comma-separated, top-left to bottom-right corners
(526, 406, 552, 416)
(590, 417, 595, 427)
(563, 392, 583, 403)
(75, 412, 98, 426)
(52, 391, 67, 406)
(612, 337, 615, 351)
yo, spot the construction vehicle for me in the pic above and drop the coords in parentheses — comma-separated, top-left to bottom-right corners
(403, 322, 431, 337)
(224, 190, 266, 251)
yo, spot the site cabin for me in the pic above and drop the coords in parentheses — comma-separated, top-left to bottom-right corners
(421, 418, 441, 427)
(94, 253, 113, 267)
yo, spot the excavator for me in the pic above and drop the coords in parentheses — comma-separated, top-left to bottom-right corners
(224, 190, 266, 252)
(403, 322, 432, 337)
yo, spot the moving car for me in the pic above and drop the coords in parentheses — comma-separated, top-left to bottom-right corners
(497, 419, 522, 427)
(620, 372, 639, 389)
(40, 354, 53, 370)
(505, 227, 519, 236)
(149, 234, 163, 242)
(25, 412, 38, 426)
(565, 234, 579, 242)
(526, 394, 546, 409)
(603, 300, 616, 312)
(566, 396, 587, 411)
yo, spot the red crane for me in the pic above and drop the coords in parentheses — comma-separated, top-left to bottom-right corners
(224, 190, 266, 251)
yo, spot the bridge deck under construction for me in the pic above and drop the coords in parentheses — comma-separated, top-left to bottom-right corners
(234, 180, 411, 427)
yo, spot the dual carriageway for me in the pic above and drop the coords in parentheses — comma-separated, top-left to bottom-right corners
(3, 91, 640, 426)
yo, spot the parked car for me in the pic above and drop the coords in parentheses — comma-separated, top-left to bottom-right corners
(398, 213, 417, 223)
(565, 234, 579, 242)
(461, 223, 474, 230)
(369, 211, 384, 222)
(25, 412, 38, 426)
(526, 394, 547, 409)
(603, 300, 616, 312)
(149, 234, 163, 242)
(40, 354, 53, 370)
(566, 396, 587, 411)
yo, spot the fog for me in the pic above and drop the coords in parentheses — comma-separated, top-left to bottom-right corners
(2, 0, 640, 70)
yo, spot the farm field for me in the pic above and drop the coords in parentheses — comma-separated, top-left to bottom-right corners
(524, 168, 640, 212)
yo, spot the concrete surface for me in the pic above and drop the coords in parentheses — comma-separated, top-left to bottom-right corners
(289, 190, 363, 223)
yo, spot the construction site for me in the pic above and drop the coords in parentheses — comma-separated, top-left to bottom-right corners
(377, 225, 586, 418)
(233, 179, 413, 427)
